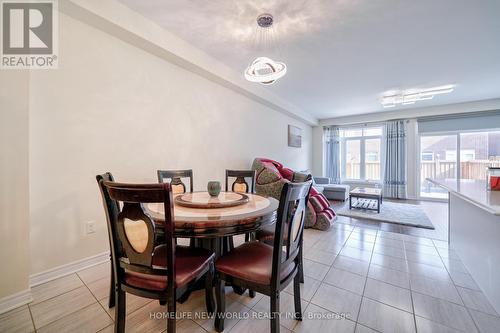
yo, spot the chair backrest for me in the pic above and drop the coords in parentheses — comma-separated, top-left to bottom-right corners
(225, 170, 256, 193)
(271, 180, 312, 288)
(96, 173, 122, 282)
(101, 181, 176, 287)
(157, 169, 193, 194)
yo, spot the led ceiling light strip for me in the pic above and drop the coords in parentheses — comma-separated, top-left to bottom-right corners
(381, 85, 455, 108)
(244, 14, 287, 85)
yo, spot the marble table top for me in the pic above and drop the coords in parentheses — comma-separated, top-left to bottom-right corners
(147, 192, 279, 234)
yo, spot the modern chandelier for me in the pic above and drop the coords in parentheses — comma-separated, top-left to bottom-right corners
(381, 85, 455, 108)
(244, 14, 287, 85)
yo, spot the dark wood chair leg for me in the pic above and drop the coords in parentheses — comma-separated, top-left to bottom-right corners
(270, 291, 280, 333)
(159, 300, 167, 305)
(248, 290, 256, 298)
(167, 298, 176, 333)
(108, 259, 115, 308)
(293, 273, 302, 321)
(114, 289, 126, 333)
(205, 263, 215, 314)
(215, 279, 226, 332)
(299, 244, 305, 283)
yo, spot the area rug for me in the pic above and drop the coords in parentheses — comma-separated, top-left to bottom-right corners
(337, 200, 434, 229)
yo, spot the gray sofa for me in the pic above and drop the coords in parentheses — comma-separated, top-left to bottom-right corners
(313, 177, 350, 201)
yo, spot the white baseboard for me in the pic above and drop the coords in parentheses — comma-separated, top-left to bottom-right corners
(0, 289, 33, 315)
(29, 251, 110, 287)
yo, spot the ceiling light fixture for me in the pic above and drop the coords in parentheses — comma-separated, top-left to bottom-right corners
(244, 14, 287, 85)
(381, 85, 455, 108)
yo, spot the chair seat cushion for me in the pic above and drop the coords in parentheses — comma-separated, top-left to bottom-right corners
(216, 241, 295, 285)
(125, 245, 214, 291)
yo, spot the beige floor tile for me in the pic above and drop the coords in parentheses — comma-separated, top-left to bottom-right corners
(31, 274, 84, 305)
(364, 278, 412, 312)
(77, 262, 110, 285)
(457, 287, 498, 316)
(198, 298, 249, 332)
(432, 239, 451, 249)
(37, 302, 112, 333)
(87, 276, 111, 301)
(373, 243, 406, 259)
(97, 324, 114, 333)
(176, 319, 208, 333)
(30, 286, 96, 329)
(448, 271, 480, 290)
(407, 261, 452, 283)
(404, 242, 439, 255)
(339, 246, 372, 262)
(100, 293, 153, 317)
(226, 309, 292, 333)
(293, 303, 356, 333)
(353, 227, 378, 236)
(226, 288, 264, 309)
(405, 251, 444, 268)
(253, 292, 307, 331)
(368, 264, 410, 289)
(310, 283, 362, 321)
(354, 324, 379, 333)
(303, 248, 336, 265)
(124, 300, 175, 333)
(358, 297, 415, 333)
(374, 237, 405, 250)
(0, 305, 35, 333)
(371, 253, 409, 272)
(344, 239, 374, 252)
(284, 275, 321, 301)
(412, 292, 478, 333)
(323, 267, 366, 295)
(469, 309, 500, 333)
(333, 256, 369, 276)
(302, 258, 330, 281)
(415, 316, 463, 333)
(410, 275, 462, 305)
(377, 231, 406, 241)
(403, 235, 434, 247)
(442, 258, 468, 274)
(310, 239, 343, 254)
(348, 232, 376, 244)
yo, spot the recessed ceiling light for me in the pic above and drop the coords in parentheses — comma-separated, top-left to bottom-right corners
(381, 84, 455, 108)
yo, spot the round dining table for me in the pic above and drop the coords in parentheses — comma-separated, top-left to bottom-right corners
(147, 191, 279, 297)
(147, 191, 279, 240)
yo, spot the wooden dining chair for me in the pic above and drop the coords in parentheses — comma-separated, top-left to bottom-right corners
(224, 170, 256, 194)
(214, 181, 312, 333)
(99, 180, 215, 333)
(96, 172, 119, 309)
(157, 169, 193, 194)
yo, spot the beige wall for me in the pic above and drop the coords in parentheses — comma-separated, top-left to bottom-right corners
(28, 13, 312, 274)
(0, 71, 30, 298)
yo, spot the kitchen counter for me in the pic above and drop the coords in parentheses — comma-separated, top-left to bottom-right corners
(429, 178, 500, 314)
(426, 178, 500, 215)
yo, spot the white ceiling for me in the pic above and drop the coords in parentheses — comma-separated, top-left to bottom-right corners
(119, 0, 500, 120)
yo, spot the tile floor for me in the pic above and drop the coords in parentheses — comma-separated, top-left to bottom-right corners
(2, 216, 500, 333)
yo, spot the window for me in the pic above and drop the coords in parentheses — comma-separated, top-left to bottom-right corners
(340, 126, 383, 181)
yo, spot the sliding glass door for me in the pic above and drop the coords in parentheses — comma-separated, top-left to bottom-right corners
(419, 130, 500, 199)
(420, 135, 457, 199)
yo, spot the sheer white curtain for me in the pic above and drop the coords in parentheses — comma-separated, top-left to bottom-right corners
(383, 120, 408, 199)
(324, 126, 341, 184)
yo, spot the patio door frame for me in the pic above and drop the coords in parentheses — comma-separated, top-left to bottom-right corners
(417, 132, 461, 201)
